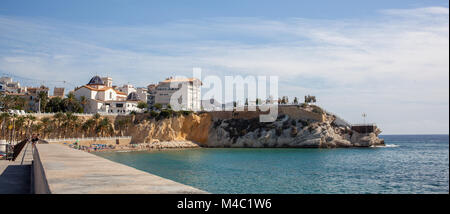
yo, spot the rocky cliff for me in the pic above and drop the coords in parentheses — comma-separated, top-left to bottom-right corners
(127, 113, 211, 145)
(126, 108, 384, 148)
(208, 114, 384, 148)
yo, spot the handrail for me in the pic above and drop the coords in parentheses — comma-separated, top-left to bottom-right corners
(11, 139, 28, 161)
(351, 123, 377, 127)
(43, 136, 132, 142)
(320, 108, 352, 127)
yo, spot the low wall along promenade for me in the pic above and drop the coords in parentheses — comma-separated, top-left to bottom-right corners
(33, 144, 207, 194)
(44, 136, 132, 147)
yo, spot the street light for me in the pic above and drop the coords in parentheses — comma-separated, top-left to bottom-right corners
(362, 113, 367, 133)
(362, 113, 367, 124)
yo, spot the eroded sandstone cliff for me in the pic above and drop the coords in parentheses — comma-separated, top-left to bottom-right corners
(126, 109, 384, 148)
(127, 113, 211, 145)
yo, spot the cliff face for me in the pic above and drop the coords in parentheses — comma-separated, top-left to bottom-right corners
(127, 111, 384, 148)
(127, 113, 211, 145)
(208, 115, 384, 148)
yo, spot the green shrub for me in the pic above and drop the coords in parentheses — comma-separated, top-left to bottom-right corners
(159, 109, 172, 119)
(180, 110, 193, 116)
(150, 110, 159, 118)
(153, 103, 162, 110)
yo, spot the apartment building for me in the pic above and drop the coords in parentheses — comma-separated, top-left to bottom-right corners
(154, 77, 201, 111)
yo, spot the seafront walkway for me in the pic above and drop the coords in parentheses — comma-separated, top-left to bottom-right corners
(0, 142, 33, 194)
(33, 144, 207, 194)
(2, 142, 206, 194)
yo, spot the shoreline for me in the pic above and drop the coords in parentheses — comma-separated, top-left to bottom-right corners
(63, 140, 202, 153)
(88, 141, 390, 153)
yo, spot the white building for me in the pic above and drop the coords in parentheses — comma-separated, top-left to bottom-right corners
(101, 77, 113, 87)
(154, 77, 201, 111)
(73, 76, 143, 114)
(147, 84, 157, 107)
(136, 87, 148, 103)
(117, 84, 136, 96)
(116, 84, 148, 103)
(0, 77, 26, 94)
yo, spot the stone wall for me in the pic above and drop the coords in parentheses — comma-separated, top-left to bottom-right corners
(49, 138, 131, 147)
(278, 106, 326, 122)
(206, 105, 325, 122)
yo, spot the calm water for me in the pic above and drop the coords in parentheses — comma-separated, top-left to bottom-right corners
(95, 135, 449, 194)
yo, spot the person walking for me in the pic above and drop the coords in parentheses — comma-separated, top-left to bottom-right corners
(31, 134, 39, 145)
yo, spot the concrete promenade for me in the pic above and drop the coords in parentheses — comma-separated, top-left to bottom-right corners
(34, 144, 207, 194)
(0, 142, 33, 194)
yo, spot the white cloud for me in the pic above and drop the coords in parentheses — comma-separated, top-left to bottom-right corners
(0, 6, 448, 134)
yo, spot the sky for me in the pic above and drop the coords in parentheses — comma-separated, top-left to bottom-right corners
(0, 0, 448, 134)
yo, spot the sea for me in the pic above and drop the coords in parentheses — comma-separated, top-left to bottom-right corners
(95, 135, 449, 194)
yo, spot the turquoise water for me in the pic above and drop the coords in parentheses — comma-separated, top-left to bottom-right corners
(95, 135, 449, 194)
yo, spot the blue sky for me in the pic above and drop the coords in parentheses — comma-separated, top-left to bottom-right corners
(0, 0, 448, 24)
(0, 0, 448, 134)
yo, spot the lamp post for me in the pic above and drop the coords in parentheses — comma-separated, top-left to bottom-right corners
(362, 113, 367, 133)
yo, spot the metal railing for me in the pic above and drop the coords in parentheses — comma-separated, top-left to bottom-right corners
(351, 123, 377, 127)
(0, 111, 131, 117)
(320, 108, 352, 127)
(43, 136, 132, 142)
(11, 139, 28, 161)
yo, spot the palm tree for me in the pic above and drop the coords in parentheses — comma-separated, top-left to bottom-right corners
(65, 113, 79, 137)
(14, 116, 26, 140)
(71, 117, 82, 137)
(0, 94, 26, 110)
(82, 119, 96, 137)
(32, 123, 43, 137)
(40, 117, 52, 138)
(53, 112, 65, 138)
(38, 91, 48, 113)
(79, 96, 87, 112)
(13, 96, 27, 110)
(0, 112, 10, 139)
(115, 119, 125, 136)
(25, 115, 37, 138)
(96, 118, 112, 137)
(93, 113, 101, 121)
(63, 93, 76, 112)
(9, 114, 17, 142)
(115, 117, 131, 136)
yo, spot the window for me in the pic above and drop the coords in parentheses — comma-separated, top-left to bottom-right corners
(116, 103, 123, 108)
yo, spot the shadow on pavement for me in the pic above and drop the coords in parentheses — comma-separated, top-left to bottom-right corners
(0, 164, 31, 194)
